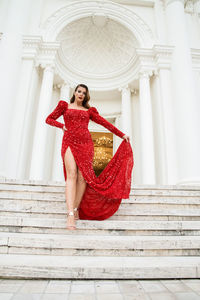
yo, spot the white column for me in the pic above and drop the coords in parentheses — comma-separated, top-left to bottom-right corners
(165, 0, 200, 184)
(139, 71, 156, 184)
(29, 65, 54, 180)
(17, 63, 40, 179)
(5, 58, 36, 179)
(113, 115, 121, 153)
(0, 0, 31, 177)
(120, 86, 132, 138)
(59, 83, 71, 101)
(52, 83, 71, 181)
(157, 68, 178, 184)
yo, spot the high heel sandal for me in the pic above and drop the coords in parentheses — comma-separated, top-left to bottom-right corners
(74, 207, 79, 220)
(66, 211, 76, 230)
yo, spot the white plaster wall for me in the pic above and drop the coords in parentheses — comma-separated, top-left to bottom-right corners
(0, 0, 10, 32)
(27, 0, 45, 35)
(126, 5, 156, 41)
(40, 0, 69, 26)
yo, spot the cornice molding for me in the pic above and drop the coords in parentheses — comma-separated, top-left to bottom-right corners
(134, 45, 174, 80)
(21, 36, 180, 90)
(23, 35, 60, 66)
(24, 36, 200, 90)
(22, 35, 42, 60)
(153, 45, 174, 69)
(108, 0, 154, 7)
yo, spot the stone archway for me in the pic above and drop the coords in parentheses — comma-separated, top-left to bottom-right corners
(41, 1, 155, 90)
(42, 0, 154, 47)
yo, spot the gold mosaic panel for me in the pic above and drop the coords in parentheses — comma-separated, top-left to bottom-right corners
(90, 132, 113, 176)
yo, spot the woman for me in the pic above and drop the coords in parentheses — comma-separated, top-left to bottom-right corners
(45, 84, 134, 230)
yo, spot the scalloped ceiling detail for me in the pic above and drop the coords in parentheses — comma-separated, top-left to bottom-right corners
(56, 17, 138, 76)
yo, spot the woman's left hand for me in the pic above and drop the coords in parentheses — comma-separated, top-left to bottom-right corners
(122, 134, 130, 142)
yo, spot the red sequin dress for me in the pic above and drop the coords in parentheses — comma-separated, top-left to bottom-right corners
(45, 100, 134, 220)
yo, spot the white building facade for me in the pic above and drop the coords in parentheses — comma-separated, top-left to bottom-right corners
(0, 0, 200, 186)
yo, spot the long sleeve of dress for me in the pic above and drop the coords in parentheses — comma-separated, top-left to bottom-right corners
(89, 107, 125, 139)
(45, 100, 67, 129)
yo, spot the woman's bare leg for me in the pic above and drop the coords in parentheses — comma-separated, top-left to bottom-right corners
(64, 147, 77, 228)
(74, 168, 87, 219)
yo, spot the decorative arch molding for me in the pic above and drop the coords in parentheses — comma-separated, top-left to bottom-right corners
(41, 0, 155, 48)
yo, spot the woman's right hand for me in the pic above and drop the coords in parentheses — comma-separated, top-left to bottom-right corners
(122, 134, 130, 142)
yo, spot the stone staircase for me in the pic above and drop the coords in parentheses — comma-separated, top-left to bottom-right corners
(0, 177, 200, 279)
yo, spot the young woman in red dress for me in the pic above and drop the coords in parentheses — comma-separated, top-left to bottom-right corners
(45, 84, 134, 230)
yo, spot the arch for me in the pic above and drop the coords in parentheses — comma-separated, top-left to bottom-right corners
(42, 0, 155, 48)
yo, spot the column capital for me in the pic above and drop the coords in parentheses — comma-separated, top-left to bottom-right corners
(165, 0, 185, 6)
(118, 85, 136, 94)
(35, 62, 55, 72)
(41, 64, 55, 72)
(57, 82, 72, 90)
(185, 0, 195, 14)
(53, 84, 59, 91)
(118, 85, 130, 93)
(59, 82, 71, 100)
(138, 70, 153, 79)
(152, 69, 159, 77)
(132, 89, 138, 95)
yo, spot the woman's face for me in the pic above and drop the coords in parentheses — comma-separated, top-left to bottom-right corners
(74, 86, 87, 104)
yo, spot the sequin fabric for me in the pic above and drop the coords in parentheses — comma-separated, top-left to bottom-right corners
(45, 100, 134, 220)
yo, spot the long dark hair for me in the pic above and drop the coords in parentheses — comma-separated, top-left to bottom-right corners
(70, 84, 90, 109)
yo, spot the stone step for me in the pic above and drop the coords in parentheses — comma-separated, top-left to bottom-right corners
(1, 179, 200, 196)
(1, 177, 200, 188)
(1, 232, 200, 257)
(2, 227, 200, 236)
(1, 217, 200, 235)
(1, 199, 200, 217)
(1, 178, 200, 279)
(2, 193, 200, 204)
(1, 190, 200, 200)
(0, 254, 199, 279)
(110, 215, 200, 221)
(1, 210, 200, 221)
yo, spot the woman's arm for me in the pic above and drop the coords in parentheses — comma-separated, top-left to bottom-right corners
(45, 100, 67, 129)
(89, 107, 125, 139)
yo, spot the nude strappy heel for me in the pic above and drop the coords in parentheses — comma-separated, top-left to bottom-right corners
(66, 211, 76, 230)
(74, 207, 79, 220)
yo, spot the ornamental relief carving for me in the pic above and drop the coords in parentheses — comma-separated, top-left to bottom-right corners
(56, 17, 137, 75)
